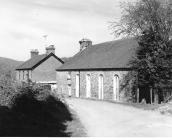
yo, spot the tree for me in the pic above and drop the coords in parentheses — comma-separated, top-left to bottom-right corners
(111, 0, 172, 39)
(0, 72, 18, 106)
(111, 0, 172, 102)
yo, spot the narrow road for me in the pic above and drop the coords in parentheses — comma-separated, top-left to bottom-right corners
(66, 98, 172, 137)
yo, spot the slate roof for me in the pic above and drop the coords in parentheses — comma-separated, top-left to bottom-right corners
(56, 38, 138, 71)
(16, 53, 64, 70)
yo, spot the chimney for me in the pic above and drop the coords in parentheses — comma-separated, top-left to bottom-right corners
(30, 49, 39, 58)
(46, 45, 55, 55)
(79, 38, 92, 51)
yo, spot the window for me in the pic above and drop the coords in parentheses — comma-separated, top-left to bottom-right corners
(23, 71, 24, 80)
(30, 71, 32, 79)
(28, 71, 31, 79)
(67, 72, 71, 80)
(86, 74, 91, 98)
(27, 71, 29, 80)
(67, 72, 72, 96)
(113, 75, 119, 101)
(19, 71, 20, 80)
(98, 74, 104, 100)
(75, 74, 80, 97)
(67, 72, 71, 85)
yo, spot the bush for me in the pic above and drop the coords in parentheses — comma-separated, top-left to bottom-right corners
(0, 72, 18, 106)
(0, 77, 73, 136)
(0, 85, 73, 137)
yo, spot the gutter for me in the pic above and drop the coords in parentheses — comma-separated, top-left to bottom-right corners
(56, 68, 134, 72)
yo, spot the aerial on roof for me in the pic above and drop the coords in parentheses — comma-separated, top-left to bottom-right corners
(16, 53, 64, 70)
(56, 38, 138, 71)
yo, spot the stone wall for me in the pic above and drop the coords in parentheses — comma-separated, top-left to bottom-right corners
(56, 70, 132, 102)
(56, 71, 68, 95)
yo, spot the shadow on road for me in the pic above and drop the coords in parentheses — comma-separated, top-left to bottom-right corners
(0, 93, 72, 137)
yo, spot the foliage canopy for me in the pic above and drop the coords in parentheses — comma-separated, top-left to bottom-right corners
(112, 0, 172, 101)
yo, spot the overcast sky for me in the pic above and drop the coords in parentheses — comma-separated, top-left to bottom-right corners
(0, 0, 133, 61)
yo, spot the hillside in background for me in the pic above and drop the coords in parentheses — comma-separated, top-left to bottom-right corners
(0, 57, 23, 76)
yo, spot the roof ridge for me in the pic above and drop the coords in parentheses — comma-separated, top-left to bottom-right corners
(92, 38, 134, 47)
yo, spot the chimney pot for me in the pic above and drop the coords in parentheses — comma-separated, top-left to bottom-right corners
(30, 49, 39, 58)
(79, 38, 92, 51)
(46, 45, 55, 55)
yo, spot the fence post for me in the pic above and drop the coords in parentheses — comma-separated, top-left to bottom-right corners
(154, 88, 156, 103)
(150, 87, 153, 104)
(137, 88, 139, 103)
(154, 89, 159, 104)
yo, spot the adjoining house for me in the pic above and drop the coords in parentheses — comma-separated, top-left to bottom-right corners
(56, 38, 145, 102)
(16, 45, 64, 89)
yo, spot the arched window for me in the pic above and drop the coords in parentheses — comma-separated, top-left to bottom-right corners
(75, 74, 80, 98)
(67, 72, 72, 97)
(19, 71, 21, 80)
(67, 72, 71, 80)
(86, 74, 91, 98)
(68, 85, 72, 97)
(98, 74, 104, 100)
(67, 72, 71, 85)
(23, 71, 24, 80)
(113, 75, 119, 101)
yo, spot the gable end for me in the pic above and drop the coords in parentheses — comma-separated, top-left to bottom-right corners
(31, 53, 64, 70)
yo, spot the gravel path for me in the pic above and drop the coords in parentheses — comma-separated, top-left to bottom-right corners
(66, 98, 172, 137)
